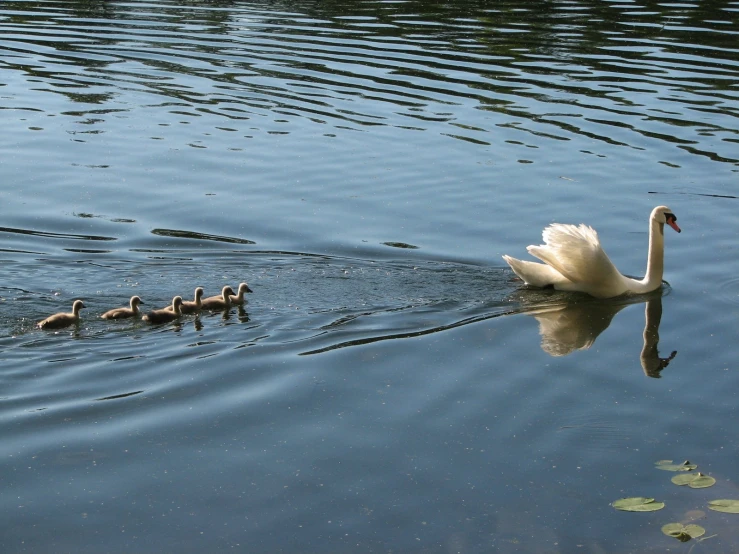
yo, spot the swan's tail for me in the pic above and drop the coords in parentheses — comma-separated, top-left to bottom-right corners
(502, 255, 567, 288)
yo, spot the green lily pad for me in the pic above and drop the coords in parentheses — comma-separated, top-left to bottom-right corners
(671, 474, 695, 486)
(671, 472, 716, 488)
(689, 474, 716, 489)
(611, 497, 665, 512)
(661, 522, 706, 541)
(684, 524, 706, 538)
(655, 460, 698, 472)
(708, 499, 739, 514)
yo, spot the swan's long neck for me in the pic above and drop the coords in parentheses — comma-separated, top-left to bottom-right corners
(628, 218, 664, 294)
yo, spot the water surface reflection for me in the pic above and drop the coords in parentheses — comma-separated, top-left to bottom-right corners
(1, 0, 736, 163)
(519, 290, 677, 377)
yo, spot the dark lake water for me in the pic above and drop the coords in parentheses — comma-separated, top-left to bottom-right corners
(1, 1, 738, 552)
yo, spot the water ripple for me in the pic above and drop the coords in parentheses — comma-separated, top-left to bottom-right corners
(717, 276, 739, 306)
(0, 1, 736, 158)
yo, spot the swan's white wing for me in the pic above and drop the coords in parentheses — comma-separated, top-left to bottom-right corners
(527, 224, 624, 290)
(502, 255, 570, 288)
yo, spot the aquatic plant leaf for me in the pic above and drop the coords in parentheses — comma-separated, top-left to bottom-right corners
(708, 499, 739, 513)
(662, 523, 706, 541)
(671, 472, 716, 488)
(625, 501, 665, 512)
(683, 524, 705, 538)
(611, 497, 665, 511)
(612, 497, 653, 509)
(661, 523, 683, 535)
(689, 474, 716, 489)
(655, 460, 697, 472)
(661, 523, 687, 539)
(671, 474, 695, 486)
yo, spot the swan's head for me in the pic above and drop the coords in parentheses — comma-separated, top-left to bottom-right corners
(222, 286, 236, 298)
(130, 296, 143, 308)
(172, 296, 183, 309)
(72, 300, 86, 313)
(652, 206, 681, 233)
(194, 287, 204, 300)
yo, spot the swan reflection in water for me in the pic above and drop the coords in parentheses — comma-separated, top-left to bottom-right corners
(518, 290, 677, 378)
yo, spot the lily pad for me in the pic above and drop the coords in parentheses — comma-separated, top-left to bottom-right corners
(689, 474, 716, 489)
(684, 524, 706, 538)
(671, 472, 716, 489)
(708, 499, 739, 514)
(611, 497, 665, 512)
(671, 474, 695, 486)
(661, 522, 706, 542)
(655, 460, 698, 472)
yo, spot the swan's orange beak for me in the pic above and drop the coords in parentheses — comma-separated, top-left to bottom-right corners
(666, 216, 681, 233)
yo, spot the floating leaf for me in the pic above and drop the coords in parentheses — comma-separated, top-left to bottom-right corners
(662, 523, 690, 542)
(662, 523, 684, 535)
(656, 460, 697, 472)
(671, 472, 716, 488)
(708, 499, 739, 513)
(612, 497, 653, 509)
(671, 474, 696, 486)
(612, 497, 665, 512)
(685, 509, 706, 520)
(662, 522, 706, 541)
(689, 474, 716, 489)
(626, 501, 665, 512)
(684, 524, 706, 538)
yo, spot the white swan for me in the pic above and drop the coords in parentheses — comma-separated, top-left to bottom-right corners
(502, 206, 681, 298)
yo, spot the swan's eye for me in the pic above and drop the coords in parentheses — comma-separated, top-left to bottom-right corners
(665, 212, 676, 222)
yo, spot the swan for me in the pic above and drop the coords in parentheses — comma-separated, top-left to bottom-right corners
(228, 282, 253, 305)
(502, 206, 681, 298)
(201, 286, 235, 310)
(164, 287, 203, 314)
(101, 296, 144, 320)
(143, 296, 183, 324)
(37, 299, 86, 329)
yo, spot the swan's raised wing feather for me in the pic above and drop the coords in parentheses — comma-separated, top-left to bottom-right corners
(502, 254, 570, 288)
(527, 223, 623, 288)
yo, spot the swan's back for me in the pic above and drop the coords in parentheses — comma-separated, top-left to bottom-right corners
(526, 223, 628, 298)
(503, 205, 678, 299)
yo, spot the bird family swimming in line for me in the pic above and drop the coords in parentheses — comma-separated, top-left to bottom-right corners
(36, 283, 252, 329)
(36, 206, 681, 328)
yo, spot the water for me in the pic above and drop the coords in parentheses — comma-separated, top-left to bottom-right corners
(1, 1, 738, 552)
